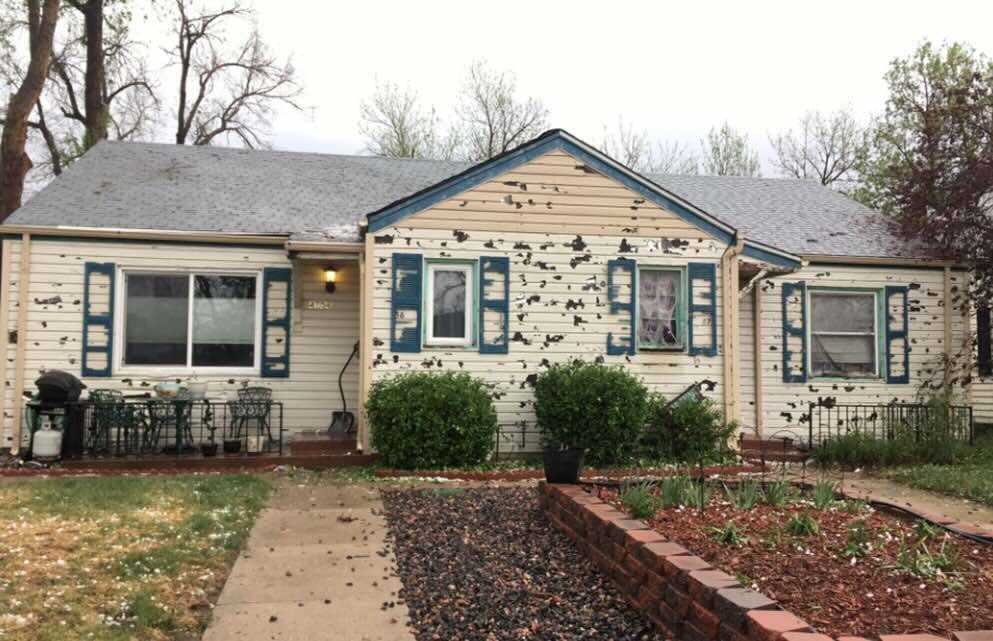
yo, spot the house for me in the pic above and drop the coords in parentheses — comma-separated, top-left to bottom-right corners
(0, 129, 989, 456)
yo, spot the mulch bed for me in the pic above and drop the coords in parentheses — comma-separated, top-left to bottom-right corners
(382, 487, 665, 641)
(599, 485, 993, 637)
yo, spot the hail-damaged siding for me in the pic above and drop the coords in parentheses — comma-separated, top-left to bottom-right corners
(745, 264, 973, 439)
(368, 150, 728, 453)
(1, 237, 359, 448)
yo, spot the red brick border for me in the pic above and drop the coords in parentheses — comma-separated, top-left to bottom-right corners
(539, 482, 992, 641)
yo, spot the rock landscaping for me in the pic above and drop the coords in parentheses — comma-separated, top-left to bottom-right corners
(541, 479, 993, 641)
(382, 487, 666, 641)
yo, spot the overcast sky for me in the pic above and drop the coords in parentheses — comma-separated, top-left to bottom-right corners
(141, 0, 991, 173)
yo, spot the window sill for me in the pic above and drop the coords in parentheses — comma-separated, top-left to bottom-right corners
(638, 346, 686, 353)
(114, 366, 261, 377)
(808, 375, 883, 383)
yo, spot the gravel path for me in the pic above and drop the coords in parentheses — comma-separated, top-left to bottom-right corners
(383, 487, 666, 641)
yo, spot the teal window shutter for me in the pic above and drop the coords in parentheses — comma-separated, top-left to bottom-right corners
(478, 256, 509, 354)
(687, 262, 717, 357)
(884, 285, 910, 384)
(391, 253, 422, 352)
(261, 267, 292, 378)
(606, 258, 636, 355)
(781, 281, 807, 383)
(81, 262, 116, 377)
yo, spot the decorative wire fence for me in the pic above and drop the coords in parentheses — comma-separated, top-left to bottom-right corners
(807, 401, 974, 448)
(25, 399, 284, 458)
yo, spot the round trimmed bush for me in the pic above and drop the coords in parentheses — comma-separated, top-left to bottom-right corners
(534, 360, 649, 467)
(367, 371, 498, 469)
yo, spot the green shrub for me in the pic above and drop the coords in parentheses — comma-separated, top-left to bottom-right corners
(367, 371, 498, 469)
(643, 394, 736, 463)
(534, 360, 649, 467)
(620, 482, 663, 520)
(812, 431, 970, 469)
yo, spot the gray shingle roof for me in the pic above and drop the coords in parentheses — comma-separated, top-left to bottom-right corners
(5, 140, 911, 258)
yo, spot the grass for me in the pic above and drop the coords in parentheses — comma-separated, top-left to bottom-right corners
(0, 474, 270, 641)
(883, 435, 993, 507)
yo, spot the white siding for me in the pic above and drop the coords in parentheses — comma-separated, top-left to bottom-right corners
(744, 265, 973, 441)
(738, 290, 758, 432)
(1, 238, 359, 448)
(368, 150, 729, 453)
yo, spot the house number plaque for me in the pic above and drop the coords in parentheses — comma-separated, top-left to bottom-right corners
(305, 300, 333, 311)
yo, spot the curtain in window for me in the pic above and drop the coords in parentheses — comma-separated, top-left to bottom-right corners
(638, 270, 679, 347)
(432, 270, 467, 339)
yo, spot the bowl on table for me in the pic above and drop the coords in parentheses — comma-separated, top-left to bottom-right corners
(154, 383, 181, 400)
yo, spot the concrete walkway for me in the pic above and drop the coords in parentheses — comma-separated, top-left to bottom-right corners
(203, 477, 415, 641)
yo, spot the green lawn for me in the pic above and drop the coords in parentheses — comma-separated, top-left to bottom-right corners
(0, 474, 270, 641)
(884, 434, 993, 507)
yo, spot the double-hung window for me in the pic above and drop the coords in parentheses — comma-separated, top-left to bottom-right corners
(121, 271, 260, 371)
(809, 290, 878, 378)
(424, 261, 474, 347)
(637, 267, 684, 350)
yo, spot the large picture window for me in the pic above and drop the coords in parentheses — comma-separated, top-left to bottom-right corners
(638, 267, 683, 349)
(122, 272, 259, 370)
(809, 290, 878, 378)
(424, 262, 474, 347)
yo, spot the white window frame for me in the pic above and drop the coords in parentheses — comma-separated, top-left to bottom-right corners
(424, 261, 475, 347)
(806, 289, 880, 380)
(114, 267, 264, 375)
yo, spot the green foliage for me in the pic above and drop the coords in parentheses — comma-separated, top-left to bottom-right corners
(684, 480, 712, 510)
(367, 371, 498, 469)
(811, 479, 838, 510)
(709, 521, 748, 547)
(121, 592, 175, 632)
(659, 475, 693, 508)
(763, 481, 795, 507)
(725, 480, 761, 510)
(533, 360, 649, 467)
(812, 429, 970, 470)
(842, 518, 871, 558)
(620, 482, 663, 520)
(784, 512, 820, 537)
(894, 534, 957, 580)
(643, 394, 736, 464)
(886, 436, 993, 507)
(841, 498, 869, 514)
(701, 122, 761, 177)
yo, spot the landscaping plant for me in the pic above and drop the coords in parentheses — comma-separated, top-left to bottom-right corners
(725, 479, 761, 510)
(534, 360, 649, 467)
(642, 393, 736, 463)
(620, 482, 663, 520)
(784, 511, 820, 536)
(684, 480, 712, 511)
(659, 475, 692, 508)
(811, 479, 839, 510)
(763, 480, 795, 507)
(367, 371, 498, 469)
(842, 518, 871, 558)
(709, 521, 748, 546)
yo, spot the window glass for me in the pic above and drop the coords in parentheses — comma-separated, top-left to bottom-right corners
(638, 269, 680, 348)
(124, 274, 189, 365)
(431, 269, 467, 339)
(193, 275, 257, 367)
(810, 292, 877, 377)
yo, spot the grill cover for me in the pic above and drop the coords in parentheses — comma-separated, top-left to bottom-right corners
(35, 370, 86, 406)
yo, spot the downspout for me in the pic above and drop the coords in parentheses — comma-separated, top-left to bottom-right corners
(10, 233, 30, 456)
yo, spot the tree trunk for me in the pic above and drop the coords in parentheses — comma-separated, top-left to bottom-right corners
(0, 0, 61, 220)
(80, 0, 108, 147)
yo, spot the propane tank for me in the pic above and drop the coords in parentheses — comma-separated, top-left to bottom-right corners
(32, 421, 63, 461)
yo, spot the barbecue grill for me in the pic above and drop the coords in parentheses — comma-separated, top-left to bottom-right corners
(28, 370, 87, 458)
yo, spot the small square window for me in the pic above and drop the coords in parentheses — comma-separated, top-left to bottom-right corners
(638, 267, 684, 350)
(425, 262, 474, 347)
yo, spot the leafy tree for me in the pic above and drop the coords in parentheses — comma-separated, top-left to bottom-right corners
(769, 108, 864, 188)
(856, 40, 993, 384)
(700, 122, 761, 176)
(0, 0, 60, 219)
(359, 82, 455, 159)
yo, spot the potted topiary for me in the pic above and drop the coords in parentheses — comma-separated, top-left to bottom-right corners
(534, 360, 649, 483)
(200, 421, 218, 457)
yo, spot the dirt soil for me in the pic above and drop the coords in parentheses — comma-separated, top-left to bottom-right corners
(600, 486, 993, 637)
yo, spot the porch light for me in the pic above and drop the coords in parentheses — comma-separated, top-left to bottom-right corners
(323, 265, 337, 293)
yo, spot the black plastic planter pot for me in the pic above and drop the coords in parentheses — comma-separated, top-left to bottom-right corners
(222, 439, 242, 455)
(201, 443, 218, 457)
(543, 448, 585, 484)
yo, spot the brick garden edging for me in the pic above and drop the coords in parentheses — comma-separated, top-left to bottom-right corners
(538, 482, 993, 641)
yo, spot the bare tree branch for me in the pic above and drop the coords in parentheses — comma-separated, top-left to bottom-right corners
(600, 118, 699, 174)
(769, 108, 864, 188)
(359, 82, 455, 159)
(700, 122, 761, 176)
